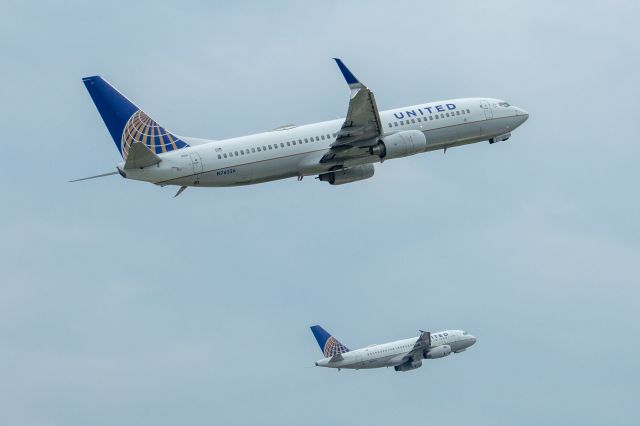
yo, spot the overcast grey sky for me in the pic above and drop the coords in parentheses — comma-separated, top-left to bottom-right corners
(1, 1, 639, 424)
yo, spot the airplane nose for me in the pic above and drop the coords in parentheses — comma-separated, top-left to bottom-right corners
(469, 336, 477, 346)
(515, 107, 529, 121)
(511, 107, 529, 127)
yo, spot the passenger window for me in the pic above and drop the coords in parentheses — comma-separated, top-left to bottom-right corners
(466, 109, 471, 113)
(240, 150, 244, 155)
(223, 153, 227, 158)
(235, 151, 239, 156)
(262, 146, 266, 150)
(217, 154, 221, 159)
(394, 122, 398, 127)
(321, 135, 325, 140)
(287, 142, 290, 146)
(252, 148, 256, 153)
(257, 147, 261, 152)
(280, 143, 284, 147)
(292, 141, 296, 145)
(315, 136, 319, 141)
(304, 138, 309, 143)
(456, 111, 460, 116)
(417, 117, 422, 122)
(434, 115, 439, 120)
(446, 113, 450, 117)
(429, 116, 433, 120)
(399, 120, 404, 125)
(299, 139, 303, 144)
(411, 118, 415, 123)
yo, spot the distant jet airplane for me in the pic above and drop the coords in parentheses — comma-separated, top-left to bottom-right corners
(310, 325, 476, 372)
(75, 59, 528, 196)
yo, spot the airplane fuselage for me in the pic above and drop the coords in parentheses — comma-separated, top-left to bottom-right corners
(120, 98, 528, 187)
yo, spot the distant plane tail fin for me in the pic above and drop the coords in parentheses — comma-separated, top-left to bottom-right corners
(82, 76, 189, 159)
(310, 325, 349, 358)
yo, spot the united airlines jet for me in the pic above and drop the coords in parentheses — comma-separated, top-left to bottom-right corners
(75, 59, 528, 196)
(310, 325, 476, 372)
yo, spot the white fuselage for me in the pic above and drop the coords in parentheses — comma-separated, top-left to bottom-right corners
(315, 330, 476, 370)
(120, 98, 528, 187)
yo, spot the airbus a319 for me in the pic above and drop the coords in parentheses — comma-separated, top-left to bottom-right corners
(311, 325, 476, 372)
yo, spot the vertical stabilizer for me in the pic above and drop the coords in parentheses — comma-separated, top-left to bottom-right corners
(310, 325, 349, 357)
(82, 76, 189, 158)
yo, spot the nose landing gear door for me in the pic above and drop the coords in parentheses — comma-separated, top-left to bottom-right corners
(480, 100, 493, 119)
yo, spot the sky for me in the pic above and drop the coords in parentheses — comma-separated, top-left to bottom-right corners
(1, 1, 639, 424)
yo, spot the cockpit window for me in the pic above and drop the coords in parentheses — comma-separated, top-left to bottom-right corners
(498, 102, 510, 107)
(462, 331, 469, 335)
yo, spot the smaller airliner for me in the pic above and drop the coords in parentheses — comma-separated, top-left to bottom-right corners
(310, 325, 476, 372)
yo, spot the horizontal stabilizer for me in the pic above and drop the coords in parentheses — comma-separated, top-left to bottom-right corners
(329, 353, 344, 362)
(124, 142, 161, 169)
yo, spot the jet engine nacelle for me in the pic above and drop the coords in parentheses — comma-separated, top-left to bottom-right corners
(424, 345, 452, 359)
(319, 164, 375, 185)
(369, 130, 427, 160)
(394, 359, 423, 372)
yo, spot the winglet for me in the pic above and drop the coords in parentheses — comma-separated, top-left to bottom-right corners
(333, 58, 363, 88)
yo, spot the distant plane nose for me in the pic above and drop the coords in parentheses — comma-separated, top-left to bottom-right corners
(469, 335, 477, 346)
(515, 106, 529, 120)
(512, 106, 529, 127)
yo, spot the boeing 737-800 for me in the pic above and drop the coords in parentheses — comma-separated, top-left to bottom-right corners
(310, 325, 476, 372)
(75, 59, 528, 196)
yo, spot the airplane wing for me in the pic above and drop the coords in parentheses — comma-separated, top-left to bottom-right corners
(322, 59, 383, 162)
(402, 330, 431, 363)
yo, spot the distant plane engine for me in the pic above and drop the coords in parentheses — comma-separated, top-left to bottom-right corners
(368, 130, 427, 160)
(394, 359, 423, 372)
(319, 164, 375, 185)
(424, 345, 452, 359)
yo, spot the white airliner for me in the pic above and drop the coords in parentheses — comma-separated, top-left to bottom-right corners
(75, 59, 528, 196)
(310, 325, 476, 372)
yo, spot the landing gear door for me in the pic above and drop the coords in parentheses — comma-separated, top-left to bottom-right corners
(190, 152, 203, 174)
(480, 100, 493, 119)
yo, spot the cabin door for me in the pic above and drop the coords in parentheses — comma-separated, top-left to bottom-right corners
(190, 152, 203, 174)
(480, 100, 493, 119)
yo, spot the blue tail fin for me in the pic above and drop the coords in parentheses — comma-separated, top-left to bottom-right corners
(82, 76, 189, 159)
(310, 325, 349, 358)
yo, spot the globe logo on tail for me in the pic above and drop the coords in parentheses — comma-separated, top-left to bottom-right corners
(120, 110, 188, 159)
(323, 336, 349, 358)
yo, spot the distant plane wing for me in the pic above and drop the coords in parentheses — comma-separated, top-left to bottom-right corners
(402, 330, 431, 363)
(322, 59, 382, 163)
